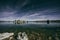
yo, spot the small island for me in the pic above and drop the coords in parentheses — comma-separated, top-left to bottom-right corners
(14, 20, 26, 24)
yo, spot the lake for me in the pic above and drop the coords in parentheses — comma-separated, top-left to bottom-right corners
(0, 22, 60, 32)
(0, 22, 60, 40)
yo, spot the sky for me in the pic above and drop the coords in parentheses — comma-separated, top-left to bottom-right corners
(0, 0, 60, 21)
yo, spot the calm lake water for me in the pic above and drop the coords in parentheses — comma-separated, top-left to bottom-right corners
(0, 22, 60, 32)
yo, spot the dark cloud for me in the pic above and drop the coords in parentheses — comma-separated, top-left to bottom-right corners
(0, 0, 60, 21)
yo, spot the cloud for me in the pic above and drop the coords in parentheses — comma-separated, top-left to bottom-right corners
(14, 0, 29, 9)
(0, 11, 17, 17)
(19, 9, 60, 21)
(0, 8, 60, 21)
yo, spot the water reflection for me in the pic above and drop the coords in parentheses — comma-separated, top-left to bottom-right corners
(0, 21, 60, 25)
(0, 21, 14, 24)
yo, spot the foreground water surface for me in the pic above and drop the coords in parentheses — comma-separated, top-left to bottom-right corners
(0, 22, 60, 40)
(0, 22, 60, 32)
